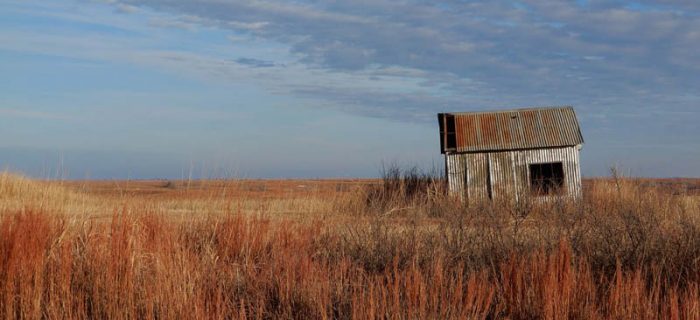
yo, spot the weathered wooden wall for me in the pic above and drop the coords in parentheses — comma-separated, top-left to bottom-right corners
(445, 146, 582, 203)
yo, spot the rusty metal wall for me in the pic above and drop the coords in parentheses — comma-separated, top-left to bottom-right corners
(445, 146, 582, 202)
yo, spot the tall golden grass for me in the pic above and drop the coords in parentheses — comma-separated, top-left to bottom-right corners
(0, 171, 699, 319)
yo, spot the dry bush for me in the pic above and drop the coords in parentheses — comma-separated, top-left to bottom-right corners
(348, 164, 452, 218)
(0, 171, 699, 319)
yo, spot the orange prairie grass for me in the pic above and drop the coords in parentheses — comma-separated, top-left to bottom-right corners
(1, 172, 699, 319)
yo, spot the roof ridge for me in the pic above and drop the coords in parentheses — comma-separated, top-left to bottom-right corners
(440, 105, 573, 116)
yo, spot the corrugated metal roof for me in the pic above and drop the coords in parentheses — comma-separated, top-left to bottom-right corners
(438, 106, 584, 153)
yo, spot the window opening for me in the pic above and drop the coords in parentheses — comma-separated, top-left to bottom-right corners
(529, 162, 565, 195)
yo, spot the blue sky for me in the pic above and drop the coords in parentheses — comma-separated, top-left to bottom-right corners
(1, 0, 698, 179)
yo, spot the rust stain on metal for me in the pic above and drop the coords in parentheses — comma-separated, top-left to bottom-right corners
(457, 116, 465, 150)
(540, 110, 554, 146)
(521, 110, 537, 145)
(461, 116, 478, 147)
(496, 112, 512, 146)
(439, 106, 583, 153)
(479, 114, 499, 147)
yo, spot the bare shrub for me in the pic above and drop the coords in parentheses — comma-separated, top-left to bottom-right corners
(359, 163, 448, 217)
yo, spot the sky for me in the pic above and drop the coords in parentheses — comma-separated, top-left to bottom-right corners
(1, 0, 699, 179)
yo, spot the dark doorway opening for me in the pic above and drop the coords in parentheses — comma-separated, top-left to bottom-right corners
(486, 155, 493, 200)
(445, 114, 456, 151)
(529, 162, 565, 195)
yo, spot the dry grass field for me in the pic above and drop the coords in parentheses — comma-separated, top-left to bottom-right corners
(1, 171, 700, 319)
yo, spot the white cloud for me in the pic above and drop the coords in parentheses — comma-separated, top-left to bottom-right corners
(5, 0, 700, 127)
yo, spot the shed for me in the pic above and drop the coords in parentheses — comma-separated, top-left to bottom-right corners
(437, 106, 584, 202)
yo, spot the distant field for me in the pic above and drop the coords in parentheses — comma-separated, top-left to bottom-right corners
(49, 177, 700, 207)
(56, 178, 377, 199)
(1, 172, 700, 319)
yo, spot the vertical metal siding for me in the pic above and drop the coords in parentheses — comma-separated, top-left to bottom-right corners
(445, 154, 466, 201)
(446, 146, 582, 202)
(466, 153, 489, 201)
(489, 152, 516, 202)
